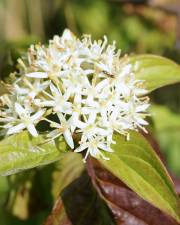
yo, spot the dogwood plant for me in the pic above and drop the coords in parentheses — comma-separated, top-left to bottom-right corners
(0, 29, 149, 161)
(0, 29, 180, 223)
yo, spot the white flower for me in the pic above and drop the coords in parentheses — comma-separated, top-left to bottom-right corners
(46, 113, 74, 149)
(75, 135, 113, 162)
(0, 29, 150, 161)
(40, 83, 72, 114)
(6, 103, 45, 137)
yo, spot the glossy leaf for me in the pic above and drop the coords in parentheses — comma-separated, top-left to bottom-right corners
(45, 171, 115, 225)
(45, 152, 114, 225)
(98, 131, 180, 223)
(87, 159, 179, 225)
(0, 132, 69, 176)
(129, 54, 180, 92)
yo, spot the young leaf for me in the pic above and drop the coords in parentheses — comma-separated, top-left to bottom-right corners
(98, 131, 180, 223)
(0, 132, 69, 176)
(129, 54, 180, 93)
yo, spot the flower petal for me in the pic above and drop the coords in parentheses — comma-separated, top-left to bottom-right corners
(7, 123, 25, 135)
(27, 124, 38, 137)
(74, 144, 87, 153)
(15, 103, 26, 116)
(26, 72, 48, 78)
(63, 129, 74, 149)
(31, 110, 45, 121)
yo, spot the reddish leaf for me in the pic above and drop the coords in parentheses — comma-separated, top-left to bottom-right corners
(44, 198, 72, 225)
(86, 159, 179, 225)
(173, 178, 180, 196)
(44, 131, 179, 225)
(44, 172, 115, 225)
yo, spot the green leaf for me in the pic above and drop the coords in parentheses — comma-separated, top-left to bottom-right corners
(129, 54, 180, 92)
(57, 173, 114, 225)
(0, 132, 69, 176)
(98, 131, 180, 223)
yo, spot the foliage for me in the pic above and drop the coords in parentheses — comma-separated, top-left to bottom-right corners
(0, 132, 68, 176)
(0, 1, 180, 225)
(130, 55, 180, 92)
(0, 53, 180, 224)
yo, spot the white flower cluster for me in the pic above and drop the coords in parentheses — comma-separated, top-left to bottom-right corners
(0, 29, 149, 161)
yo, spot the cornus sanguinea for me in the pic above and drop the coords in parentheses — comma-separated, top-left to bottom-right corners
(0, 29, 149, 161)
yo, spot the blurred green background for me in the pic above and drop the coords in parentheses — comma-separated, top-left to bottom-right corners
(0, 0, 180, 224)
